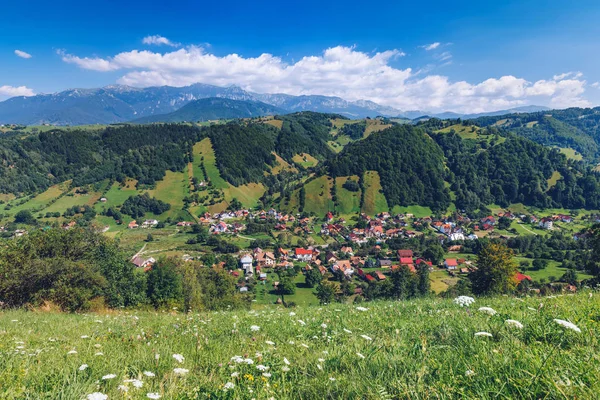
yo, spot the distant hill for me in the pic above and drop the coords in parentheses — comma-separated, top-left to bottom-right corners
(132, 98, 285, 123)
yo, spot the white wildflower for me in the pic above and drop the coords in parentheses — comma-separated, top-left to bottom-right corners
(79, 364, 88, 371)
(173, 368, 189, 375)
(132, 379, 143, 388)
(118, 385, 129, 392)
(454, 296, 475, 307)
(297, 320, 306, 325)
(356, 352, 365, 359)
(102, 374, 117, 380)
(80, 335, 90, 339)
(321, 323, 327, 329)
(87, 393, 108, 400)
(505, 319, 524, 329)
(318, 358, 325, 363)
(172, 354, 185, 363)
(474, 332, 493, 337)
(478, 307, 497, 315)
(256, 365, 269, 371)
(554, 319, 581, 333)
(360, 334, 373, 341)
(265, 340, 275, 345)
(250, 325, 260, 332)
(143, 371, 155, 377)
(95, 352, 104, 356)
(262, 372, 271, 378)
(282, 366, 290, 372)
(343, 328, 352, 334)
(329, 377, 336, 381)
(147, 393, 161, 399)
(465, 370, 475, 377)
(283, 357, 290, 365)
(67, 350, 77, 355)
(224, 382, 235, 391)
(231, 372, 239, 378)
(356, 306, 368, 311)
(289, 312, 296, 316)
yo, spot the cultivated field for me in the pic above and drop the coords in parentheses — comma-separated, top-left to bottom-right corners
(0, 292, 598, 399)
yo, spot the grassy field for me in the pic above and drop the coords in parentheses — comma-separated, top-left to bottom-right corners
(556, 147, 583, 161)
(335, 176, 361, 215)
(436, 123, 482, 139)
(302, 176, 334, 216)
(547, 171, 562, 189)
(292, 153, 319, 168)
(390, 205, 433, 218)
(148, 171, 189, 219)
(0, 292, 598, 399)
(194, 138, 229, 189)
(362, 171, 388, 215)
(364, 119, 392, 137)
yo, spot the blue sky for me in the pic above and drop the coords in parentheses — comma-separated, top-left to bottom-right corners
(2, 0, 600, 112)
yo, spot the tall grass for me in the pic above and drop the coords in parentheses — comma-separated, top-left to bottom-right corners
(0, 292, 598, 399)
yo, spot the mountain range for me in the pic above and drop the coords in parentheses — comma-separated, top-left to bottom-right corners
(0, 82, 550, 125)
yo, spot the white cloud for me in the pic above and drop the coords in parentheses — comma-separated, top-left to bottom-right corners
(592, 82, 600, 88)
(58, 45, 591, 113)
(14, 50, 32, 59)
(142, 35, 180, 47)
(422, 42, 441, 51)
(0, 85, 35, 98)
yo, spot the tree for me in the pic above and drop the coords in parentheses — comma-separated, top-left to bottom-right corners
(390, 265, 413, 299)
(497, 216, 511, 230)
(470, 243, 517, 295)
(146, 260, 183, 309)
(423, 244, 445, 265)
(417, 262, 430, 296)
(14, 210, 36, 225)
(315, 281, 336, 305)
(305, 268, 323, 288)
(146, 233, 154, 242)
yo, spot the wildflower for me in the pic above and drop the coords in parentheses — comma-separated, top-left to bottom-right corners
(505, 319, 524, 329)
(67, 350, 77, 355)
(465, 370, 475, 377)
(317, 364, 323, 370)
(132, 379, 143, 388)
(343, 328, 352, 334)
(118, 385, 129, 392)
(297, 320, 306, 325)
(356, 352, 365, 359)
(554, 319, 581, 333)
(318, 358, 325, 363)
(94, 344, 102, 348)
(283, 357, 291, 365)
(102, 374, 117, 380)
(282, 366, 290, 372)
(454, 296, 475, 307)
(329, 377, 336, 381)
(155, 353, 160, 360)
(361, 334, 373, 341)
(95, 352, 104, 356)
(143, 371, 155, 377)
(301, 343, 309, 348)
(172, 354, 185, 363)
(262, 372, 272, 378)
(231, 372, 240, 378)
(256, 365, 269, 371)
(265, 340, 275, 345)
(250, 325, 260, 332)
(173, 368, 189, 375)
(224, 382, 235, 391)
(289, 312, 296, 316)
(87, 393, 108, 400)
(81, 335, 90, 339)
(356, 306, 368, 311)
(147, 393, 161, 399)
(79, 364, 88, 371)
(244, 358, 254, 364)
(478, 307, 497, 315)
(321, 323, 327, 329)
(474, 332, 493, 337)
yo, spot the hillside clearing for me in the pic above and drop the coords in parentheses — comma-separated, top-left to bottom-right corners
(362, 171, 388, 215)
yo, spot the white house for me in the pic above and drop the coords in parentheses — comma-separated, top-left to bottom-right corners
(240, 254, 254, 275)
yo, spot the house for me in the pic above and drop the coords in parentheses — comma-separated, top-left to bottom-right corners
(372, 271, 386, 281)
(340, 246, 354, 256)
(325, 211, 334, 222)
(142, 219, 158, 228)
(397, 249, 414, 259)
(514, 271, 532, 283)
(240, 254, 254, 275)
(539, 217, 553, 230)
(444, 259, 458, 270)
(177, 221, 194, 227)
(365, 274, 375, 282)
(378, 259, 393, 268)
(448, 232, 465, 241)
(448, 245, 463, 252)
(128, 221, 139, 229)
(239, 286, 249, 293)
(100, 197, 107, 203)
(295, 248, 313, 262)
(256, 251, 276, 267)
(132, 256, 155, 268)
(332, 260, 354, 277)
(212, 221, 228, 233)
(325, 251, 338, 264)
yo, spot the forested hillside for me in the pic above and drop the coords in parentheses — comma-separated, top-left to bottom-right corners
(472, 107, 600, 160)
(2, 112, 600, 215)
